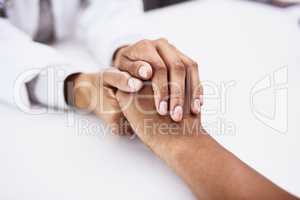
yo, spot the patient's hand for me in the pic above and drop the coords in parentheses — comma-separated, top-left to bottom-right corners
(116, 86, 298, 200)
(66, 68, 144, 135)
(116, 85, 204, 149)
(113, 38, 203, 122)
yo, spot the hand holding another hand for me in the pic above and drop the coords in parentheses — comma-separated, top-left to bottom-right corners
(66, 38, 204, 136)
(114, 38, 203, 122)
(116, 85, 204, 151)
(66, 68, 144, 135)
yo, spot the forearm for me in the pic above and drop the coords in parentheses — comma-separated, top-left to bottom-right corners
(77, 0, 144, 66)
(116, 86, 298, 200)
(0, 19, 78, 109)
(152, 133, 298, 200)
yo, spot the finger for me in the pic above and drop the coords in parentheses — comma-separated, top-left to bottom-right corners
(141, 46, 169, 116)
(179, 54, 203, 114)
(119, 40, 169, 115)
(102, 68, 143, 92)
(151, 60, 169, 116)
(155, 39, 185, 122)
(118, 59, 153, 80)
(169, 43, 203, 112)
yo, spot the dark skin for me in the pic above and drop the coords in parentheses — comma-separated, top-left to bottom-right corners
(114, 38, 203, 122)
(116, 85, 299, 200)
(67, 38, 203, 134)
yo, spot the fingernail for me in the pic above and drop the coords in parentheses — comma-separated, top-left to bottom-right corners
(128, 78, 142, 92)
(158, 101, 168, 115)
(171, 106, 183, 122)
(199, 95, 204, 106)
(193, 99, 201, 113)
(138, 65, 152, 79)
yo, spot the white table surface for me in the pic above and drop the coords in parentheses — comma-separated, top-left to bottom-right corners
(1, 1, 300, 199)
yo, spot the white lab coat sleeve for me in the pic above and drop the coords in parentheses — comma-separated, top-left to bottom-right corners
(0, 18, 88, 111)
(77, 0, 149, 66)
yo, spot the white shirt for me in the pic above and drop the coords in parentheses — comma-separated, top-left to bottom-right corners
(0, 0, 145, 110)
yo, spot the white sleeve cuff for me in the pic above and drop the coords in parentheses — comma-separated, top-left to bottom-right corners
(93, 33, 146, 67)
(26, 65, 80, 110)
(26, 65, 98, 111)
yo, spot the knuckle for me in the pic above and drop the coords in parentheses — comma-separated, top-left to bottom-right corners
(160, 85, 169, 95)
(191, 60, 199, 69)
(153, 61, 167, 71)
(139, 39, 152, 47)
(171, 86, 184, 98)
(154, 84, 168, 97)
(173, 61, 185, 72)
(185, 58, 198, 70)
(199, 84, 204, 93)
(171, 95, 183, 104)
(157, 37, 168, 44)
(193, 89, 202, 97)
(135, 40, 154, 54)
(193, 84, 203, 96)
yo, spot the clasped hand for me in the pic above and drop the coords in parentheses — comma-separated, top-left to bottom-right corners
(67, 38, 203, 135)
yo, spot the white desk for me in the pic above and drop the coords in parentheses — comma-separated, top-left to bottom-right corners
(1, 1, 299, 199)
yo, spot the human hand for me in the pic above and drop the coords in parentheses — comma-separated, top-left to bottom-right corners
(115, 84, 204, 149)
(66, 68, 144, 135)
(116, 86, 298, 200)
(113, 38, 203, 122)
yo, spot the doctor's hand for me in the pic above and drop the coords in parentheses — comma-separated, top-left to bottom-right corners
(65, 68, 143, 135)
(113, 38, 203, 122)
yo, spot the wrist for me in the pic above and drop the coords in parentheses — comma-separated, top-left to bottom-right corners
(146, 129, 208, 162)
(64, 73, 81, 107)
